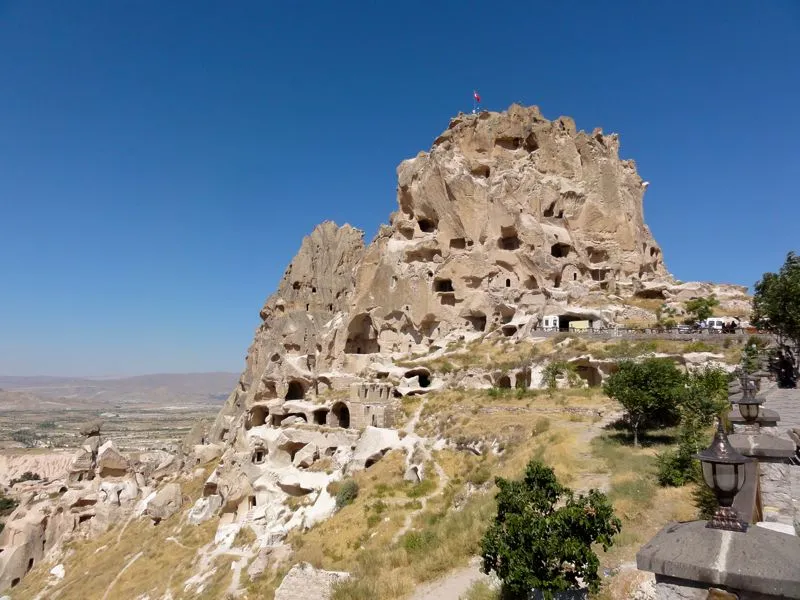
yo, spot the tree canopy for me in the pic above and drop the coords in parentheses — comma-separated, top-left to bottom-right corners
(602, 358, 686, 446)
(752, 251, 800, 353)
(683, 295, 719, 325)
(481, 460, 621, 599)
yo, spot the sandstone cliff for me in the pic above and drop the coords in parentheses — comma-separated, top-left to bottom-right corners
(209, 104, 672, 441)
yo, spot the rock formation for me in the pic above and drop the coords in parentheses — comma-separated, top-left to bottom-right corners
(176, 105, 734, 551)
(0, 422, 178, 592)
(0, 104, 756, 594)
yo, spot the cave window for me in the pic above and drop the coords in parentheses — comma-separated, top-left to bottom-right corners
(330, 402, 350, 428)
(433, 278, 454, 292)
(472, 164, 490, 178)
(550, 243, 571, 258)
(292, 282, 301, 290)
(252, 450, 266, 464)
(573, 273, 578, 281)
(219, 428, 229, 442)
(439, 293, 456, 306)
(328, 304, 333, 311)
(465, 314, 486, 332)
(497, 375, 511, 389)
(11, 578, 19, 588)
(312, 286, 317, 293)
(418, 218, 436, 233)
(505, 278, 511, 288)
(285, 380, 306, 400)
(306, 304, 309, 311)
(498, 235, 520, 250)
(449, 238, 466, 250)
(249, 495, 257, 509)
(344, 314, 380, 354)
(543, 202, 556, 218)
(27, 558, 33, 572)
(249, 406, 269, 428)
(313, 409, 328, 425)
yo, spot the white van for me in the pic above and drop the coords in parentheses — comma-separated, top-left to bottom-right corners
(704, 317, 736, 332)
(542, 315, 559, 331)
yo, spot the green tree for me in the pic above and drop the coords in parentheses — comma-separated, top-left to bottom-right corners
(655, 303, 678, 329)
(602, 359, 685, 446)
(656, 366, 729, 486)
(541, 360, 580, 394)
(683, 295, 720, 325)
(481, 460, 621, 599)
(752, 251, 800, 358)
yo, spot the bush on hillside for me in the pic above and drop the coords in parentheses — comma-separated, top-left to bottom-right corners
(334, 479, 359, 510)
(481, 460, 621, 598)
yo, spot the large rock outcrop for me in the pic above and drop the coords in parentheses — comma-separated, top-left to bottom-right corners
(195, 104, 744, 534)
(207, 104, 672, 443)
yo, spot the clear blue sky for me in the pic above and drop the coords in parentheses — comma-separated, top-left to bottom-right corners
(1, 1, 798, 376)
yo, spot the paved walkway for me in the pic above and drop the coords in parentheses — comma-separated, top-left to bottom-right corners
(762, 385, 800, 436)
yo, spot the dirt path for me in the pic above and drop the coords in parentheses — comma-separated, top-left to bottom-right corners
(410, 557, 493, 600)
(393, 398, 452, 544)
(101, 551, 143, 600)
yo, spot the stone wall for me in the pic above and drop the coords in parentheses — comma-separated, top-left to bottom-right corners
(349, 383, 393, 403)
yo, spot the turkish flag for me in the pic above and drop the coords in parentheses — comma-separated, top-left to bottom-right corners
(473, 90, 481, 103)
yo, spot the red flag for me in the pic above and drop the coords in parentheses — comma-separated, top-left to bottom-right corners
(473, 90, 481, 103)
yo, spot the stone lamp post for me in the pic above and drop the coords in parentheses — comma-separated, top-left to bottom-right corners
(694, 419, 748, 532)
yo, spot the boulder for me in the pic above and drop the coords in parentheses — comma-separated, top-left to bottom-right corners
(292, 443, 319, 468)
(275, 562, 349, 600)
(96, 441, 129, 476)
(145, 482, 183, 522)
(79, 419, 103, 437)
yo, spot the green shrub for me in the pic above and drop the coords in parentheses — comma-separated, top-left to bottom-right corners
(467, 465, 492, 486)
(405, 478, 436, 498)
(402, 530, 436, 554)
(656, 450, 696, 487)
(9, 471, 41, 487)
(335, 479, 359, 509)
(0, 495, 18, 516)
(685, 341, 715, 353)
(481, 460, 621, 597)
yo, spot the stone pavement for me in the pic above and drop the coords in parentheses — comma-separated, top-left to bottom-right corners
(762, 385, 800, 437)
(761, 384, 800, 532)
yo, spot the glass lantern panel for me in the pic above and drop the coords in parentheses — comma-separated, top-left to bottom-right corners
(715, 463, 740, 493)
(701, 461, 715, 489)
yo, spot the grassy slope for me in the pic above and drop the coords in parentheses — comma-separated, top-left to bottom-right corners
(12, 337, 715, 600)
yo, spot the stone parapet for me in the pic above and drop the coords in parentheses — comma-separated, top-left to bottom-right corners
(637, 521, 800, 599)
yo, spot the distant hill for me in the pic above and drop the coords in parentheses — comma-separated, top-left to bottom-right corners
(0, 372, 237, 411)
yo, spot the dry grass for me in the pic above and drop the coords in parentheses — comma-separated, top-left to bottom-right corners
(13, 516, 220, 600)
(591, 430, 695, 596)
(398, 339, 541, 375)
(283, 450, 414, 569)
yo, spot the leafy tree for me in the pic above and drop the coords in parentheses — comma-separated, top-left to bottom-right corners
(655, 303, 678, 329)
(752, 251, 800, 357)
(542, 361, 580, 393)
(657, 367, 729, 486)
(602, 359, 685, 446)
(683, 295, 720, 325)
(481, 460, 621, 599)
